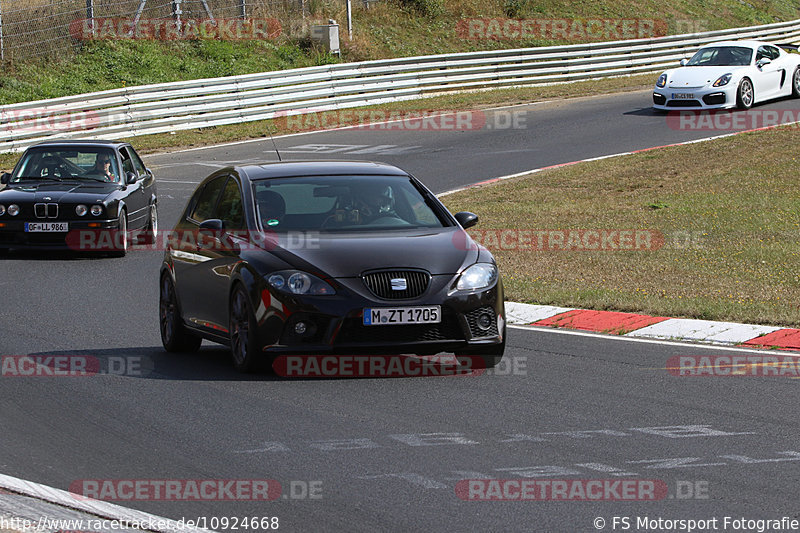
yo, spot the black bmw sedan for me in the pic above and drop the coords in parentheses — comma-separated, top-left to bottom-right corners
(159, 161, 505, 372)
(0, 140, 157, 256)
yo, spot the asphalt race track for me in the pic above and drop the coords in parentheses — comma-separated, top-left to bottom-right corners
(2, 90, 800, 532)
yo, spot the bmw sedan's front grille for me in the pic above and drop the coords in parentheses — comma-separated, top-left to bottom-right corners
(34, 203, 58, 219)
(362, 269, 430, 300)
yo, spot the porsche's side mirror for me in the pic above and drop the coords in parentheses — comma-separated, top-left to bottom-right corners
(0, 173, 10, 185)
(454, 211, 479, 229)
(679, 59, 688, 66)
(757, 57, 771, 68)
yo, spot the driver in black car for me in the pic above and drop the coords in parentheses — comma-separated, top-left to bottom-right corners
(356, 185, 395, 220)
(89, 153, 117, 182)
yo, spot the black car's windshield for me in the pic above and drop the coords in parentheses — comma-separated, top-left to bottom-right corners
(686, 46, 753, 66)
(252, 175, 450, 232)
(10, 147, 121, 183)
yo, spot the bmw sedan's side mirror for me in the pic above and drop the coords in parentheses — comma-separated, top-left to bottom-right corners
(145, 167, 154, 177)
(757, 57, 771, 68)
(679, 58, 688, 66)
(454, 211, 479, 229)
(0, 172, 10, 184)
(126, 171, 137, 185)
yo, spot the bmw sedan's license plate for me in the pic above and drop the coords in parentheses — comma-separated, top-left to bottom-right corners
(24, 222, 69, 232)
(363, 306, 441, 326)
(672, 92, 694, 99)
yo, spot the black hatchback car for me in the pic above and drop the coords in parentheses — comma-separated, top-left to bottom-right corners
(159, 161, 505, 372)
(0, 140, 157, 255)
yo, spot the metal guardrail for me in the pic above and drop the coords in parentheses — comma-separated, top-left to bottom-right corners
(2, 18, 800, 153)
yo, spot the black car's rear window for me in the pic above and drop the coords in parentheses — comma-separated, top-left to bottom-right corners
(251, 175, 449, 232)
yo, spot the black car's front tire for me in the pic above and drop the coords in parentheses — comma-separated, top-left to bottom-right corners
(229, 284, 260, 373)
(109, 211, 128, 257)
(160, 273, 202, 353)
(141, 203, 158, 244)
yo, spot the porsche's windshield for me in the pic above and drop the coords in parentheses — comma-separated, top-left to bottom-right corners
(10, 147, 121, 183)
(686, 46, 753, 66)
(251, 175, 450, 232)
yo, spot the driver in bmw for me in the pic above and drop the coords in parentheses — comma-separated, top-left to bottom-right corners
(89, 153, 117, 182)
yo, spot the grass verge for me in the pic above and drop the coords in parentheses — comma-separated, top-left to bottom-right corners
(441, 125, 800, 327)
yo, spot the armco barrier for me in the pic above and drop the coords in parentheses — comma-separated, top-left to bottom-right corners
(2, 18, 800, 153)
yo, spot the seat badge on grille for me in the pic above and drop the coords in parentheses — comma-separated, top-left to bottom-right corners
(390, 278, 407, 291)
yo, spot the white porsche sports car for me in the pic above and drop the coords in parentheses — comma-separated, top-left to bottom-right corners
(653, 40, 800, 110)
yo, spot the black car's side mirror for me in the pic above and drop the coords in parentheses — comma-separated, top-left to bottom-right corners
(199, 219, 224, 231)
(126, 172, 137, 185)
(0, 173, 10, 185)
(454, 211, 479, 229)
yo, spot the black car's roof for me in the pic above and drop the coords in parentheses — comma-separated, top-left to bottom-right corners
(240, 160, 410, 180)
(29, 140, 129, 149)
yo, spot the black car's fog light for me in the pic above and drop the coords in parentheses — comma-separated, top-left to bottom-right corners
(477, 312, 493, 331)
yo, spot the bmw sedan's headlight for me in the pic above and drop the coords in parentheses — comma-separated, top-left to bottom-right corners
(267, 270, 335, 295)
(656, 73, 668, 88)
(456, 263, 498, 291)
(713, 73, 732, 87)
(7, 205, 19, 216)
(75, 205, 88, 216)
(0, 205, 5, 216)
(90, 205, 103, 216)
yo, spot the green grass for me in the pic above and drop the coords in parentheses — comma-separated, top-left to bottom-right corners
(440, 126, 800, 327)
(0, 0, 799, 104)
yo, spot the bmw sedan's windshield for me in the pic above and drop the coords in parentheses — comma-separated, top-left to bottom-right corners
(252, 175, 450, 232)
(10, 147, 121, 183)
(686, 46, 753, 66)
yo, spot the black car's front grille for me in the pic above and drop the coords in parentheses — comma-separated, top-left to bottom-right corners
(465, 306, 499, 339)
(335, 310, 464, 344)
(362, 269, 430, 300)
(34, 203, 58, 219)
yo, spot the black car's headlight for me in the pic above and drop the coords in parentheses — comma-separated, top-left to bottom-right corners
(76, 205, 88, 216)
(268, 270, 335, 295)
(0, 205, 5, 216)
(456, 263, 498, 291)
(90, 205, 103, 216)
(713, 73, 732, 87)
(7, 205, 19, 216)
(656, 73, 668, 88)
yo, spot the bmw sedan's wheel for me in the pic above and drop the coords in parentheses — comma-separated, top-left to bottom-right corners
(737, 78, 754, 109)
(160, 274, 202, 353)
(109, 211, 128, 257)
(792, 67, 800, 98)
(142, 203, 158, 244)
(229, 285, 260, 373)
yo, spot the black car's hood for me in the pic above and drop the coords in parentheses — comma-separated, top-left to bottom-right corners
(266, 227, 482, 278)
(0, 181, 119, 203)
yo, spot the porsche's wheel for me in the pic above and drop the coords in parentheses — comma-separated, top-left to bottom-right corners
(229, 285, 260, 373)
(109, 211, 128, 257)
(160, 273, 202, 352)
(737, 78, 754, 109)
(792, 67, 800, 98)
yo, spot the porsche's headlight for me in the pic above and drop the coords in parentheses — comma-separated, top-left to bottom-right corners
(456, 263, 498, 291)
(267, 270, 335, 295)
(656, 73, 668, 88)
(7, 205, 19, 216)
(75, 205, 88, 216)
(713, 73, 732, 87)
(90, 205, 103, 216)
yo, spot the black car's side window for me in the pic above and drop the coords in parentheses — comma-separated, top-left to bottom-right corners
(127, 148, 147, 176)
(216, 178, 244, 231)
(120, 148, 136, 176)
(191, 177, 227, 223)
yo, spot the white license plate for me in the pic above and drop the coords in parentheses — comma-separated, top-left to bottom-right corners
(672, 92, 694, 99)
(363, 306, 441, 326)
(25, 222, 69, 232)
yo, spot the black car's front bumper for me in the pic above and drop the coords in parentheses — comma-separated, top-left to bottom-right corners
(0, 219, 119, 250)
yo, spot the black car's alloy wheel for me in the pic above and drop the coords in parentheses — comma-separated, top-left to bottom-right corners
(110, 211, 128, 257)
(229, 285, 259, 373)
(160, 274, 202, 352)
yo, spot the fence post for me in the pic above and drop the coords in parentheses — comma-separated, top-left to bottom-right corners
(172, 0, 182, 29)
(346, 0, 352, 39)
(0, 0, 5, 62)
(239, 0, 246, 18)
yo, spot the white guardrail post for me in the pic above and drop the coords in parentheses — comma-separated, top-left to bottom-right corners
(1, 19, 800, 152)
